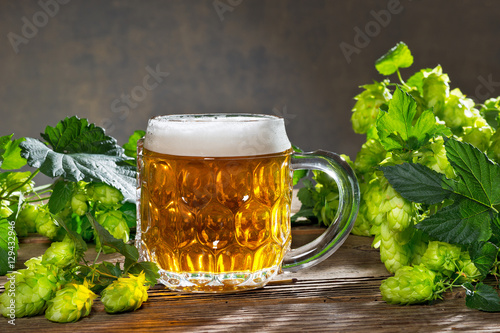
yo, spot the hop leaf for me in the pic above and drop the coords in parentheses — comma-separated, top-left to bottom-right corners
(375, 42, 414, 76)
(100, 272, 149, 313)
(376, 87, 451, 152)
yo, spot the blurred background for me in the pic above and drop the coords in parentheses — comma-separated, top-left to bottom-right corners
(1, 0, 500, 159)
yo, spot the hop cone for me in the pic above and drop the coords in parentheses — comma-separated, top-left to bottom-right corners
(438, 88, 473, 129)
(420, 241, 461, 277)
(95, 210, 130, 254)
(42, 235, 76, 268)
(351, 81, 392, 134)
(456, 252, 481, 283)
(100, 272, 149, 314)
(45, 282, 97, 323)
(416, 138, 455, 179)
(87, 183, 123, 206)
(351, 180, 372, 236)
(35, 205, 63, 240)
(422, 66, 450, 115)
(462, 123, 494, 152)
(15, 204, 39, 236)
(354, 139, 387, 175)
(380, 264, 439, 305)
(487, 129, 500, 163)
(378, 223, 411, 273)
(0, 263, 61, 318)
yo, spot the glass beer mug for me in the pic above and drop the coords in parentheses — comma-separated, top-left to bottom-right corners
(136, 114, 359, 293)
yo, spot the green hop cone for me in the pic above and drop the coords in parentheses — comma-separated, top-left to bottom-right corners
(461, 123, 493, 152)
(351, 81, 392, 134)
(71, 192, 88, 216)
(0, 263, 62, 318)
(354, 139, 387, 175)
(408, 229, 429, 266)
(422, 66, 450, 115)
(380, 264, 440, 305)
(420, 241, 461, 277)
(378, 223, 411, 274)
(95, 210, 130, 254)
(381, 185, 415, 232)
(35, 205, 64, 240)
(415, 137, 455, 179)
(87, 183, 124, 206)
(438, 88, 473, 129)
(487, 129, 500, 163)
(456, 251, 481, 283)
(45, 281, 97, 323)
(42, 235, 76, 268)
(100, 272, 149, 314)
(351, 180, 372, 236)
(15, 204, 39, 236)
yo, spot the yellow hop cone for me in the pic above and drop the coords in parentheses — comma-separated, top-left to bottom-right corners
(45, 281, 97, 323)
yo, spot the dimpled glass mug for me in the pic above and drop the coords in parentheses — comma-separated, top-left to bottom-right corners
(136, 114, 360, 293)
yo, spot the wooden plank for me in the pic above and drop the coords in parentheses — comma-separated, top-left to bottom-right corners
(2, 235, 500, 331)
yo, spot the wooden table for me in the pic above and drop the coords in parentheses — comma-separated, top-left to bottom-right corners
(2, 228, 500, 332)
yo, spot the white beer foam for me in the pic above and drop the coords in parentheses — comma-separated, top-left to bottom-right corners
(144, 114, 292, 157)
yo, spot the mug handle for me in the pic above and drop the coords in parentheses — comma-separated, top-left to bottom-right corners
(282, 150, 360, 272)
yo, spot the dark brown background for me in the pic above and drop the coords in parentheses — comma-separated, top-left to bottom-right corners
(1, 0, 500, 159)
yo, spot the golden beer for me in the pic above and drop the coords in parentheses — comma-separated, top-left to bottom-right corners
(139, 148, 293, 292)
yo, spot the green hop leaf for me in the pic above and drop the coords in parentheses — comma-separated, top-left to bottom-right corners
(100, 272, 149, 313)
(0, 134, 27, 170)
(123, 130, 146, 159)
(41, 116, 123, 155)
(468, 241, 498, 277)
(463, 282, 500, 312)
(380, 163, 452, 205)
(20, 137, 136, 202)
(48, 180, 75, 215)
(375, 42, 413, 76)
(45, 281, 97, 322)
(376, 87, 451, 152)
